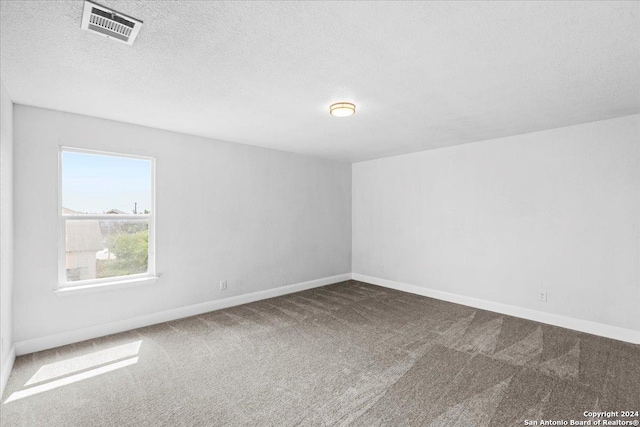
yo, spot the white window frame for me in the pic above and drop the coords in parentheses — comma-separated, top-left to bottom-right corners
(57, 146, 157, 293)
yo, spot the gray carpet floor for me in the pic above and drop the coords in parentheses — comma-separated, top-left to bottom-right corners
(2, 280, 639, 426)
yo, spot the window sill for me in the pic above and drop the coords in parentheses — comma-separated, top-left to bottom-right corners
(54, 276, 159, 297)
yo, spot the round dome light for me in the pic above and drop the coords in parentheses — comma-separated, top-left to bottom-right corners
(329, 102, 356, 117)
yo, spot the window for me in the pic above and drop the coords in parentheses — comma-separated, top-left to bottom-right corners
(59, 148, 155, 289)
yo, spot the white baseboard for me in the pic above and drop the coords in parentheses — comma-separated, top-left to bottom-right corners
(15, 273, 352, 356)
(352, 273, 640, 345)
(1, 344, 16, 399)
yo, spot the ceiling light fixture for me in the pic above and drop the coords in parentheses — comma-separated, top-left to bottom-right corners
(329, 102, 356, 117)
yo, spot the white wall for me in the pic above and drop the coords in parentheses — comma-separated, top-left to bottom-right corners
(10, 105, 639, 351)
(1, 80, 15, 395)
(13, 106, 351, 345)
(353, 114, 640, 334)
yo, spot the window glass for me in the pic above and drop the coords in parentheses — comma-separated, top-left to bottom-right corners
(62, 151, 152, 214)
(60, 149, 154, 286)
(65, 219, 149, 282)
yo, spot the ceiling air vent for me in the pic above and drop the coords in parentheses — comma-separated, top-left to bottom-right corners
(81, 0, 143, 45)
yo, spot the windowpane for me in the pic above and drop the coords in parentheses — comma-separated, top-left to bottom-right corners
(62, 151, 152, 215)
(65, 219, 149, 282)
(60, 149, 154, 287)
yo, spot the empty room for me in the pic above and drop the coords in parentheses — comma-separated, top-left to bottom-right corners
(0, 1, 638, 426)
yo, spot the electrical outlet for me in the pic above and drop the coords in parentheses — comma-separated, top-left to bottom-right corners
(538, 291, 547, 302)
(219, 280, 227, 290)
(379, 264, 384, 273)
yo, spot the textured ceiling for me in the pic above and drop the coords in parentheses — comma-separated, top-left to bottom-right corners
(1, 1, 638, 162)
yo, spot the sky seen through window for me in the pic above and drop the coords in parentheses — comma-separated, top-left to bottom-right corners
(61, 151, 152, 214)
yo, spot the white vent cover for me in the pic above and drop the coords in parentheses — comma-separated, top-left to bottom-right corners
(81, 1, 143, 45)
